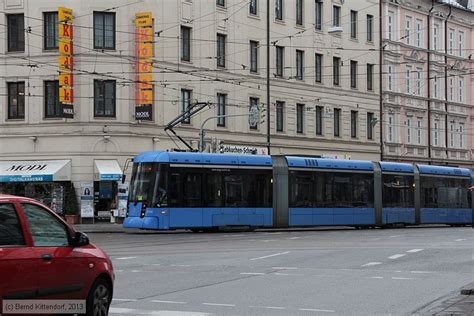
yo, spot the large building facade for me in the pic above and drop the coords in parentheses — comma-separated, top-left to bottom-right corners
(381, 0, 473, 167)
(0, 0, 381, 215)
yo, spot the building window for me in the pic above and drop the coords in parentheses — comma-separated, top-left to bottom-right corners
(388, 11, 394, 41)
(406, 66, 412, 94)
(388, 113, 394, 143)
(458, 31, 464, 57)
(7, 14, 25, 52)
(433, 121, 439, 146)
(450, 123, 454, 147)
(367, 112, 374, 140)
(417, 118, 423, 145)
(315, 53, 323, 83)
(181, 26, 191, 61)
(448, 29, 455, 55)
(333, 6, 340, 27)
(387, 65, 393, 91)
(459, 123, 464, 148)
(415, 19, 423, 47)
(217, 33, 226, 68)
(350, 60, 357, 88)
(296, 0, 303, 25)
(250, 0, 258, 15)
(350, 10, 357, 39)
(405, 16, 412, 45)
(276, 101, 284, 132)
(250, 41, 259, 73)
(296, 50, 304, 80)
(181, 89, 192, 124)
(351, 111, 358, 138)
(217, 93, 226, 127)
(275, 0, 283, 20)
(315, 0, 322, 30)
(333, 57, 340, 86)
(367, 64, 374, 91)
(7, 82, 25, 119)
(459, 77, 464, 103)
(94, 12, 115, 50)
(276, 46, 284, 77)
(448, 78, 454, 101)
(217, 0, 225, 7)
(94, 80, 116, 118)
(44, 81, 61, 118)
(406, 118, 412, 144)
(367, 14, 373, 42)
(44, 12, 58, 50)
(249, 97, 259, 129)
(416, 69, 422, 96)
(433, 75, 439, 99)
(296, 104, 304, 134)
(316, 106, 323, 135)
(333, 108, 340, 137)
(433, 24, 439, 51)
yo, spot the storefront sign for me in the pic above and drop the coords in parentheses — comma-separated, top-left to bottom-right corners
(135, 12, 153, 121)
(220, 144, 267, 155)
(80, 182, 94, 218)
(59, 7, 74, 118)
(94, 160, 123, 181)
(0, 160, 71, 182)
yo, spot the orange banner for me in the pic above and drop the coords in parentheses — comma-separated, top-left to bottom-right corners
(59, 87, 74, 104)
(135, 12, 153, 114)
(59, 73, 73, 87)
(59, 7, 73, 113)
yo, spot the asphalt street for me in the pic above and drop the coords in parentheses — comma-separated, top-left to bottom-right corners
(88, 227, 474, 315)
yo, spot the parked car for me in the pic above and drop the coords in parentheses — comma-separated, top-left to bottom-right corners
(0, 194, 114, 316)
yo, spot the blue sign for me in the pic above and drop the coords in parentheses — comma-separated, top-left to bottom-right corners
(100, 174, 122, 181)
(0, 175, 53, 183)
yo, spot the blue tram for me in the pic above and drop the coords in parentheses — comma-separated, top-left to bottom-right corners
(123, 151, 473, 230)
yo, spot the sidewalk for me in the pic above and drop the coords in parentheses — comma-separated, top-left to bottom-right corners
(416, 283, 474, 315)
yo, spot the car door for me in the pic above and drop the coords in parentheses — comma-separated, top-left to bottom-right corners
(21, 203, 89, 299)
(0, 202, 38, 300)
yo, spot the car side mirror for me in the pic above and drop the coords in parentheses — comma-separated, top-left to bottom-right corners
(72, 232, 90, 247)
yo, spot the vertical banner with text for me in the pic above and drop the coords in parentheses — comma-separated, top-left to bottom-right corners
(59, 7, 74, 118)
(135, 12, 153, 121)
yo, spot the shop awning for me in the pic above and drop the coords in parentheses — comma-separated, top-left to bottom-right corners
(94, 160, 123, 181)
(0, 160, 71, 183)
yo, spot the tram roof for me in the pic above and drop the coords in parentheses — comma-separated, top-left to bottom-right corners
(286, 157, 374, 171)
(379, 162, 414, 173)
(417, 164, 471, 177)
(133, 151, 273, 167)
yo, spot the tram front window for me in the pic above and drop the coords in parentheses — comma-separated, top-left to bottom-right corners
(129, 163, 156, 203)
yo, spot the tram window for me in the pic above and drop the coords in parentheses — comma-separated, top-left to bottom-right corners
(224, 174, 243, 207)
(205, 171, 223, 207)
(182, 172, 202, 207)
(290, 172, 314, 207)
(421, 176, 470, 208)
(382, 174, 414, 208)
(167, 172, 181, 207)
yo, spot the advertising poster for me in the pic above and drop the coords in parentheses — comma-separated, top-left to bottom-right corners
(80, 182, 94, 218)
(117, 183, 129, 218)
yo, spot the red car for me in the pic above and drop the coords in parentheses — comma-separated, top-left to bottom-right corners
(0, 194, 114, 316)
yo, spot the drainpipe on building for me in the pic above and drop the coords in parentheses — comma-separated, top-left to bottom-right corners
(444, 5, 452, 164)
(427, 0, 435, 164)
(379, 0, 384, 161)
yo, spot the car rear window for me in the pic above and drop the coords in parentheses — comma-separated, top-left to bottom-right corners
(0, 203, 25, 246)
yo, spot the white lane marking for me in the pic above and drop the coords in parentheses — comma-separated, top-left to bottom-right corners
(361, 262, 382, 267)
(171, 264, 191, 267)
(273, 267, 298, 270)
(131, 270, 142, 273)
(369, 276, 384, 279)
(250, 306, 286, 310)
(299, 308, 335, 313)
(109, 307, 136, 314)
(455, 239, 467, 242)
(406, 249, 424, 253)
(263, 232, 283, 235)
(202, 303, 236, 307)
(113, 299, 138, 302)
(110, 307, 211, 315)
(151, 300, 187, 304)
(115, 256, 137, 260)
(288, 237, 301, 240)
(250, 251, 290, 261)
(392, 277, 414, 280)
(388, 254, 406, 259)
(389, 235, 401, 238)
(240, 272, 265, 275)
(411, 271, 436, 274)
(274, 272, 289, 276)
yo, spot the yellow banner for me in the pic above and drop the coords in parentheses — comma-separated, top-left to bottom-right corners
(59, 56, 73, 71)
(58, 7, 73, 24)
(59, 87, 74, 104)
(138, 89, 153, 105)
(138, 42, 153, 58)
(59, 39, 73, 55)
(59, 73, 73, 87)
(135, 12, 153, 27)
(137, 60, 153, 73)
(59, 23, 73, 39)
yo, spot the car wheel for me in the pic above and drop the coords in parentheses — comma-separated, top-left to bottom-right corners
(87, 278, 112, 316)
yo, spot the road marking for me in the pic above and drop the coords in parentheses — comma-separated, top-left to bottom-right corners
(171, 264, 191, 267)
(388, 254, 406, 259)
(392, 277, 414, 280)
(109, 307, 136, 314)
(406, 249, 424, 253)
(410, 271, 435, 274)
(240, 272, 265, 275)
(115, 257, 136, 260)
(131, 270, 142, 273)
(152, 264, 161, 266)
(250, 306, 286, 310)
(113, 299, 138, 302)
(389, 235, 401, 238)
(250, 251, 290, 261)
(361, 262, 382, 267)
(273, 267, 298, 270)
(274, 272, 290, 276)
(110, 307, 211, 315)
(151, 300, 187, 304)
(369, 276, 384, 279)
(455, 239, 466, 242)
(299, 308, 335, 313)
(288, 237, 301, 240)
(202, 303, 235, 307)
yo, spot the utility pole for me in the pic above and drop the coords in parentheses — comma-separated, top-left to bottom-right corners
(266, 0, 271, 155)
